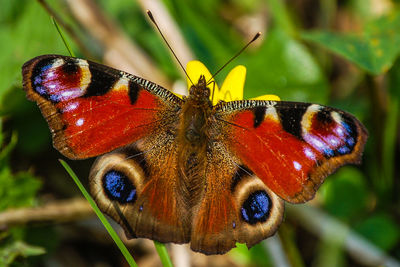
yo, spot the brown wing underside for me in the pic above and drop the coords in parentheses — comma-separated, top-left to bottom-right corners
(89, 126, 285, 255)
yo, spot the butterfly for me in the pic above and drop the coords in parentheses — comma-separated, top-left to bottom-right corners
(22, 54, 367, 255)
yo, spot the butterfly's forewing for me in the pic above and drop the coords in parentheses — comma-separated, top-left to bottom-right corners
(22, 55, 182, 159)
(23, 54, 192, 242)
(215, 100, 368, 203)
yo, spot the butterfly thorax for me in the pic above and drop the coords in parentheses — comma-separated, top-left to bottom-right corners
(183, 75, 213, 145)
(187, 75, 211, 103)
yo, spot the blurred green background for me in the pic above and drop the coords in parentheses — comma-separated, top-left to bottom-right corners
(0, 0, 399, 266)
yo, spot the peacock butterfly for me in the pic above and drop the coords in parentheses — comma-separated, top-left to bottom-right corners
(22, 54, 367, 255)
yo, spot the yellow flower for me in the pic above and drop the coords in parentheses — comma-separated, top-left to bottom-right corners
(185, 60, 280, 104)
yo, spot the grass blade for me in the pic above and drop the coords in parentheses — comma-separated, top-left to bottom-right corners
(52, 17, 75, 57)
(154, 241, 174, 267)
(59, 160, 138, 267)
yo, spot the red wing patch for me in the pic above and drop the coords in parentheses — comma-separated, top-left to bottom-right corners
(216, 101, 368, 203)
(22, 55, 182, 159)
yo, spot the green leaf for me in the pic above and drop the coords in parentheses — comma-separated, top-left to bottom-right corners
(301, 11, 400, 75)
(265, 0, 296, 36)
(319, 167, 368, 220)
(176, 2, 238, 66)
(229, 242, 272, 267)
(0, 239, 45, 266)
(354, 214, 400, 251)
(0, 129, 17, 168)
(0, 120, 41, 211)
(0, 0, 71, 105)
(314, 238, 345, 267)
(0, 170, 42, 211)
(245, 29, 328, 103)
(0, 119, 44, 265)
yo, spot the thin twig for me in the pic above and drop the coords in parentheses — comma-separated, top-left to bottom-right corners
(262, 234, 291, 267)
(171, 244, 190, 267)
(137, 0, 195, 78)
(0, 198, 93, 228)
(65, 0, 171, 88)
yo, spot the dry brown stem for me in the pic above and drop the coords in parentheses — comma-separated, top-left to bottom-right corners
(136, 0, 195, 76)
(287, 204, 400, 267)
(0, 198, 93, 228)
(65, 0, 171, 88)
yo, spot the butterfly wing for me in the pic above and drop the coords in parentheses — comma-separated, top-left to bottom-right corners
(89, 136, 192, 244)
(214, 100, 368, 203)
(188, 100, 367, 254)
(23, 54, 191, 243)
(190, 140, 284, 254)
(23, 55, 368, 255)
(22, 55, 182, 159)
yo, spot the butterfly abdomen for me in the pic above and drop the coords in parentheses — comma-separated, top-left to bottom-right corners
(176, 99, 211, 210)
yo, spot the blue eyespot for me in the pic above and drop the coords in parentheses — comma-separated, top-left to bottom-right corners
(341, 121, 352, 134)
(323, 148, 335, 157)
(241, 190, 271, 224)
(337, 146, 351, 155)
(103, 170, 136, 204)
(346, 137, 355, 147)
(33, 64, 51, 95)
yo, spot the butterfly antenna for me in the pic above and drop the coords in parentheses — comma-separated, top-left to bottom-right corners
(146, 10, 195, 86)
(207, 32, 261, 84)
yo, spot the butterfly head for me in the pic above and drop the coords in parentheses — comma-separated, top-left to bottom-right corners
(188, 75, 211, 103)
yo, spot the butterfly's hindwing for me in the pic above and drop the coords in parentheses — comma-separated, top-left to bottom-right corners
(190, 138, 284, 254)
(22, 55, 182, 159)
(90, 136, 191, 244)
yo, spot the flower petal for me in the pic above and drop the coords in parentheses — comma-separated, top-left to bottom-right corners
(218, 65, 246, 104)
(186, 60, 219, 96)
(185, 60, 281, 103)
(250, 94, 281, 101)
